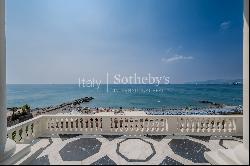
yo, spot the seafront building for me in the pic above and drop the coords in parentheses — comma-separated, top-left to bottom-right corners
(0, 0, 249, 165)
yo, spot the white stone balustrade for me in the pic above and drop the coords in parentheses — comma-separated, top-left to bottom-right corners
(176, 116, 240, 136)
(7, 114, 243, 144)
(7, 116, 42, 144)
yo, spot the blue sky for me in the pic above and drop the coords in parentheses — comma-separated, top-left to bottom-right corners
(6, 0, 243, 84)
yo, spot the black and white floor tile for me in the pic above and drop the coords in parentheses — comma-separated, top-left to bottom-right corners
(28, 134, 243, 165)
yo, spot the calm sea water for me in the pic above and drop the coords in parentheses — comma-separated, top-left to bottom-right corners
(7, 84, 243, 109)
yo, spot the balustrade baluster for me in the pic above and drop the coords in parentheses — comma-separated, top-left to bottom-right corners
(138, 118, 142, 132)
(144, 118, 148, 132)
(90, 118, 94, 131)
(196, 119, 200, 133)
(177, 118, 181, 131)
(76, 118, 80, 130)
(134, 118, 138, 132)
(63, 118, 67, 131)
(133, 118, 137, 132)
(65, 118, 69, 131)
(52, 118, 56, 130)
(51, 118, 55, 131)
(56, 118, 59, 130)
(94, 118, 98, 132)
(83, 118, 87, 132)
(203, 119, 206, 132)
(69, 118, 72, 131)
(155, 118, 158, 132)
(79, 118, 83, 131)
(140, 118, 144, 132)
(49, 118, 53, 131)
(158, 119, 161, 132)
(47, 119, 51, 130)
(213, 119, 218, 133)
(183, 118, 187, 132)
(125, 118, 129, 132)
(207, 119, 211, 133)
(59, 118, 63, 131)
(210, 118, 214, 133)
(86, 118, 89, 131)
(134, 119, 138, 132)
(179, 118, 183, 132)
(136, 118, 139, 132)
(119, 118, 123, 132)
(191, 119, 195, 133)
(100, 118, 103, 130)
(186, 119, 190, 133)
(26, 124, 33, 141)
(152, 119, 156, 132)
(54, 118, 58, 130)
(14, 129, 22, 143)
(33, 121, 40, 138)
(20, 126, 27, 143)
(189, 119, 193, 131)
(223, 119, 228, 133)
(228, 119, 233, 132)
(157, 119, 161, 132)
(71, 118, 75, 131)
(116, 117, 120, 132)
(162, 119, 166, 132)
(232, 119, 236, 132)
(130, 118, 133, 132)
(218, 119, 223, 132)
(147, 119, 151, 132)
(98, 117, 101, 131)
(140, 118, 143, 133)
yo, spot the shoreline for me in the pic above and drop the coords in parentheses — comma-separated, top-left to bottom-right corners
(6, 97, 243, 127)
(7, 97, 243, 117)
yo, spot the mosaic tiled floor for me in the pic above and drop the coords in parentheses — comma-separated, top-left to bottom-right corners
(28, 134, 243, 165)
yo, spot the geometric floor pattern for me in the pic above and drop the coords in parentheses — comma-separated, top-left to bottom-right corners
(28, 134, 243, 165)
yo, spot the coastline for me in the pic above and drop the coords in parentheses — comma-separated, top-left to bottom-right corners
(7, 96, 243, 123)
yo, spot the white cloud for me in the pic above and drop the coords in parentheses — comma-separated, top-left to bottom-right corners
(165, 48, 172, 54)
(220, 21, 231, 31)
(161, 55, 194, 63)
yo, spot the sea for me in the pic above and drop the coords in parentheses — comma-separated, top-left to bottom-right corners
(7, 84, 243, 110)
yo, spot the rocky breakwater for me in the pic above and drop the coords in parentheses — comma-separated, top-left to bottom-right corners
(32, 97, 94, 116)
(198, 100, 225, 108)
(7, 97, 94, 126)
(72, 97, 94, 105)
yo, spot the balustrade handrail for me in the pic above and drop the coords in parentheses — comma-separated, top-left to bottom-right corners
(7, 116, 42, 131)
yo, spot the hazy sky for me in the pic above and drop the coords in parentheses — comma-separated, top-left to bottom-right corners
(6, 0, 243, 84)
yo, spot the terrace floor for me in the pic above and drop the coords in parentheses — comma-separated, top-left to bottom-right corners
(26, 134, 243, 165)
